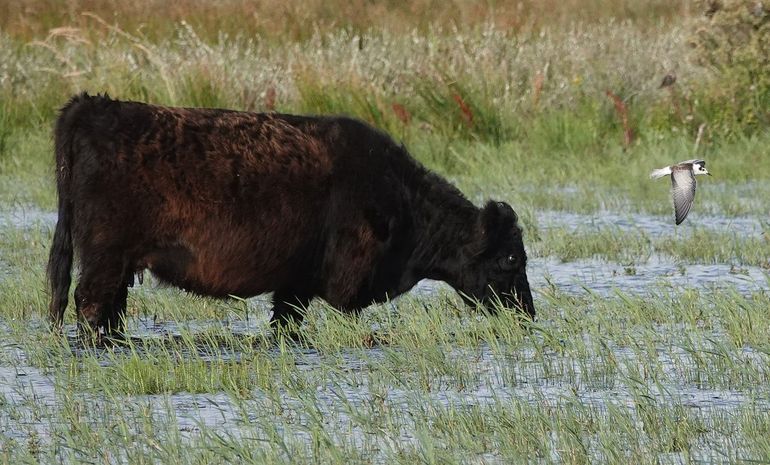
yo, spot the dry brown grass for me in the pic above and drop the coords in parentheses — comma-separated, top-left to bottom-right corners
(3, 0, 694, 41)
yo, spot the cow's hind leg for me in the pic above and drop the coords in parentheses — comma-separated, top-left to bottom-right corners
(74, 252, 129, 339)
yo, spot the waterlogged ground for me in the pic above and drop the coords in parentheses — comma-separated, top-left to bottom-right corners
(3, 3, 770, 459)
(1, 205, 769, 463)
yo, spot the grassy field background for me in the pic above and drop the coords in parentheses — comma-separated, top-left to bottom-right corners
(1, 0, 770, 463)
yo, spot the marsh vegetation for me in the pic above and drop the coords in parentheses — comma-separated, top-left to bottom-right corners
(1, 0, 769, 463)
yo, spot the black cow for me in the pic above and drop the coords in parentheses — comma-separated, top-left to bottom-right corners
(47, 93, 534, 335)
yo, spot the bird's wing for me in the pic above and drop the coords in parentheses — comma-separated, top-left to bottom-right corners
(679, 159, 706, 166)
(671, 168, 697, 225)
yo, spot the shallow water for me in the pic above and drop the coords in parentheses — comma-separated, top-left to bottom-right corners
(123, 310, 272, 340)
(538, 210, 766, 237)
(528, 256, 769, 296)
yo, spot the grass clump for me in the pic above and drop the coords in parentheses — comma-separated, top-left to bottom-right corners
(533, 227, 653, 262)
(689, 0, 770, 134)
(528, 225, 770, 267)
(78, 347, 274, 398)
(655, 228, 770, 266)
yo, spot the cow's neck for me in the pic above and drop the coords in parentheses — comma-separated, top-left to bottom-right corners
(407, 171, 478, 287)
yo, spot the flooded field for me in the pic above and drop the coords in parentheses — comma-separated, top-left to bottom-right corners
(3, 2, 770, 460)
(1, 206, 769, 463)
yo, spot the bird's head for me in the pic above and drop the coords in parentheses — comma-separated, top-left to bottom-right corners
(693, 162, 711, 176)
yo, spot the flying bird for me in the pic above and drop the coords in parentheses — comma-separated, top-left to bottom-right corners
(650, 159, 711, 225)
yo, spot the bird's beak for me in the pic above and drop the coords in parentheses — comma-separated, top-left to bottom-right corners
(707, 172, 712, 176)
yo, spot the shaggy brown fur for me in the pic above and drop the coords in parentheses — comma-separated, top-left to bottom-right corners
(47, 93, 534, 334)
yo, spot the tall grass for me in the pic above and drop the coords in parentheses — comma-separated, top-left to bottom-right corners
(2, 0, 694, 42)
(4, 13, 770, 213)
(0, 12, 741, 139)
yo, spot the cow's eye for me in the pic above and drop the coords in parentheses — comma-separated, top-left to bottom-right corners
(498, 254, 517, 271)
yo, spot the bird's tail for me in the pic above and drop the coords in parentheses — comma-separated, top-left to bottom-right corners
(649, 167, 670, 179)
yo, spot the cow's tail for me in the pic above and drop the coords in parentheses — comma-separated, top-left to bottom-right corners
(47, 94, 87, 328)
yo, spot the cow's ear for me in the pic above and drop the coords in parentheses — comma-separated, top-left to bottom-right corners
(481, 201, 518, 231)
(479, 200, 517, 242)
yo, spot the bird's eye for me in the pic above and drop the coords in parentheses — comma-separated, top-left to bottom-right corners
(507, 254, 516, 263)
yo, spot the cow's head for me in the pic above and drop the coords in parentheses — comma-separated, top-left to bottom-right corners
(452, 201, 535, 318)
